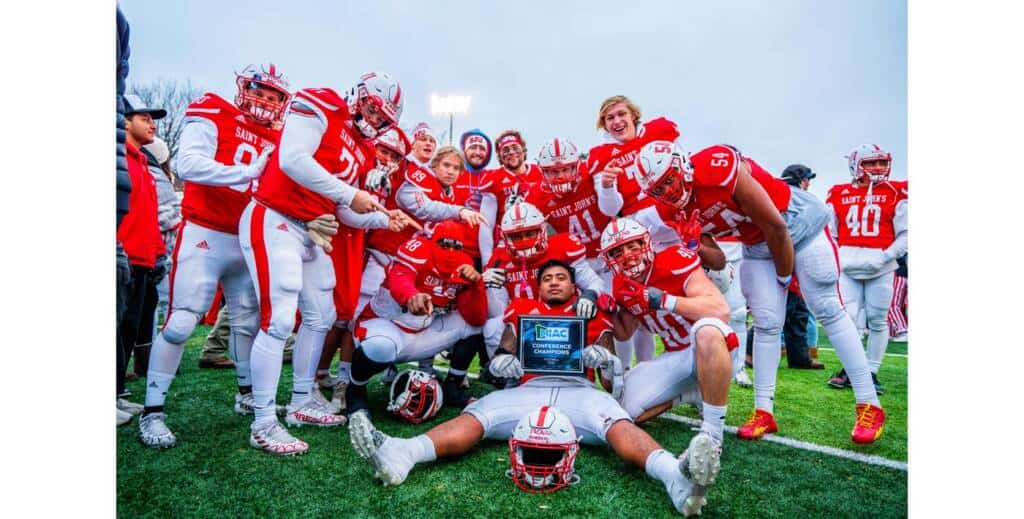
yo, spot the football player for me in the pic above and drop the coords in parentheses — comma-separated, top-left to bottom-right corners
(407, 122, 436, 169)
(632, 140, 886, 444)
(585, 96, 687, 371)
(139, 64, 289, 448)
(350, 260, 719, 516)
(345, 221, 488, 419)
(238, 72, 404, 455)
(825, 145, 908, 394)
(600, 218, 736, 453)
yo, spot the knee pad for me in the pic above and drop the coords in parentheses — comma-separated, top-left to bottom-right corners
(692, 317, 738, 351)
(358, 334, 401, 364)
(162, 310, 200, 345)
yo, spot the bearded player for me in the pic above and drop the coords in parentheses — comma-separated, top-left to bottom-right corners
(139, 64, 289, 448)
(238, 72, 404, 455)
(350, 259, 719, 516)
(632, 140, 885, 444)
(586, 96, 686, 371)
(345, 221, 488, 418)
(825, 144, 908, 394)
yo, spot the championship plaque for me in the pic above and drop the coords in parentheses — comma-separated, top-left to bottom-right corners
(517, 316, 586, 375)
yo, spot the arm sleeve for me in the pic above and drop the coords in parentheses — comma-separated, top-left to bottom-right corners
(396, 181, 463, 221)
(176, 119, 255, 186)
(456, 282, 489, 327)
(478, 192, 498, 264)
(278, 110, 358, 207)
(335, 204, 390, 229)
(384, 262, 421, 306)
(883, 199, 908, 261)
(595, 172, 624, 217)
(486, 286, 510, 319)
(571, 257, 607, 294)
(827, 200, 840, 241)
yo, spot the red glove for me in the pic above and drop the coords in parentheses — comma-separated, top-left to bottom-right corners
(614, 277, 666, 314)
(674, 209, 703, 250)
(597, 293, 618, 313)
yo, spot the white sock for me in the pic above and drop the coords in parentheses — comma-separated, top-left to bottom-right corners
(406, 434, 437, 463)
(291, 325, 327, 406)
(866, 326, 889, 374)
(634, 329, 655, 363)
(337, 361, 352, 383)
(144, 371, 176, 408)
(229, 330, 254, 388)
(730, 316, 748, 376)
(144, 333, 185, 408)
(645, 449, 681, 486)
(614, 338, 634, 371)
(821, 312, 880, 406)
(251, 331, 286, 425)
(752, 330, 781, 412)
(700, 403, 727, 443)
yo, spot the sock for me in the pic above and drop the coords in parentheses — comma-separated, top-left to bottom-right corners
(614, 338, 634, 371)
(866, 326, 889, 374)
(250, 331, 286, 426)
(752, 330, 781, 413)
(317, 369, 331, 379)
(645, 449, 681, 486)
(337, 361, 352, 383)
(730, 316, 748, 377)
(821, 312, 880, 406)
(634, 329, 655, 363)
(143, 370, 175, 412)
(144, 333, 186, 411)
(229, 330, 254, 389)
(290, 325, 328, 406)
(700, 403, 727, 443)
(407, 434, 437, 463)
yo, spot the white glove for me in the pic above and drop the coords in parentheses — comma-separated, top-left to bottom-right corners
(243, 144, 275, 180)
(482, 268, 507, 289)
(365, 164, 392, 196)
(574, 289, 598, 319)
(489, 354, 524, 379)
(582, 345, 624, 400)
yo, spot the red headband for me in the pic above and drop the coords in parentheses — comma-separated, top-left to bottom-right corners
(497, 134, 524, 150)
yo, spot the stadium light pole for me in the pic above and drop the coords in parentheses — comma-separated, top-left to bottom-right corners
(430, 94, 472, 146)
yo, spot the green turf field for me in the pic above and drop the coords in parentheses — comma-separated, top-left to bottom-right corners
(117, 326, 907, 517)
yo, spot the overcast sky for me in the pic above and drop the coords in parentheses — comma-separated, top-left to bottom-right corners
(119, 0, 906, 200)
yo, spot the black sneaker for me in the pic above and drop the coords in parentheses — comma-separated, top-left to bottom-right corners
(827, 369, 851, 389)
(872, 372, 885, 396)
(442, 375, 474, 408)
(345, 382, 371, 418)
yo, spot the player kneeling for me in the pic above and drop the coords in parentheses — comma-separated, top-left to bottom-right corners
(350, 260, 714, 516)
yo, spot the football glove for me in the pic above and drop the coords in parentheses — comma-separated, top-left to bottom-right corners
(674, 208, 703, 250)
(489, 354, 524, 380)
(574, 289, 599, 319)
(307, 214, 339, 253)
(150, 255, 168, 285)
(615, 277, 668, 312)
(582, 345, 624, 400)
(482, 268, 507, 289)
(365, 164, 393, 197)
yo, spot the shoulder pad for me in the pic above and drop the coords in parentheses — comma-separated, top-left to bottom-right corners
(295, 88, 348, 112)
(185, 92, 238, 120)
(659, 246, 702, 277)
(642, 117, 681, 141)
(395, 237, 431, 268)
(404, 166, 439, 191)
(552, 233, 586, 262)
(691, 145, 740, 188)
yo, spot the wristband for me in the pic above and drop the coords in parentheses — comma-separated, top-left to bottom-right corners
(662, 294, 678, 313)
(776, 274, 792, 287)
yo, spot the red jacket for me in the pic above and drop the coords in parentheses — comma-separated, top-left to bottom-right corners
(117, 142, 166, 268)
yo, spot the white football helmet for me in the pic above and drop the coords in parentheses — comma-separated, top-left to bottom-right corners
(704, 263, 735, 294)
(501, 202, 549, 260)
(635, 140, 694, 209)
(600, 217, 654, 278)
(507, 406, 580, 493)
(386, 369, 443, 424)
(374, 127, 409, 162)
(537, 137, 582, 194)
(234, 63, 291, 126)
(347, 71, 404, 138)
(846, 144, 892, 184)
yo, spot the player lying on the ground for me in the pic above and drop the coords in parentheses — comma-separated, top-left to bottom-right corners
(825, 144, 908, 395)
(350, 260, 719, 516)
(140, 63, 290, 448)
(345, 221, 488, 421)
(600, 218, 738, 445)
(632, 138, 886, 444)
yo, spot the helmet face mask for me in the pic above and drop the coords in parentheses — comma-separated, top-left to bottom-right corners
(600, 218, 654, 279)
(500, 203, 549, 260)
(636, 141, 693, 209)
(537, 138, 581, 195)
(349, 72, 403, 139)
(386, 369, 443, 424)
(234, 64, 290, 126)
(507, 406, 580, 493)
(848, 144, 893, 185)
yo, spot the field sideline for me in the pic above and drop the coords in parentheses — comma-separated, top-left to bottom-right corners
(117, 326, 907, 517)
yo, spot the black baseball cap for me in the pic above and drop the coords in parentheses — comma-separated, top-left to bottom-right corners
(781, 164, 815, 186)
(124, 94, 167, 120)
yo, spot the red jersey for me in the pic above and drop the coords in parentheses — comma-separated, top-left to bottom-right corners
(255, 88, 376, 221)
(586, 117, 681, 216)
(366, 163, 453, 256)
(826, 180, 908, 249)
(612, 245, 702, 351)
(180, 93, 280, 234)
(489, 164, 544, 214)
(489, 233, 588, 300)
(528, 179, 610, 259)
(390, 237, 477, 311)
(118, 142, 166, 268)
(452, 169, 495, 260)
(685, 145, 792, 245)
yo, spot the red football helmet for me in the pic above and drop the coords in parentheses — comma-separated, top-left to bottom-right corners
(501, 202, 549, 260)
(600, 217, 654, 279)
(507, 406, 580, 493)
(537, 138, 582, 194)
(635, 140, 694, 209)
(234, 64, 291, 126)
(386, 369, 443, 424)
(847, 144, 892, 184)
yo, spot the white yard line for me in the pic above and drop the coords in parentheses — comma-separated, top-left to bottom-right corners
(816, 347, 908, 358)
(431, 365, 908, 471)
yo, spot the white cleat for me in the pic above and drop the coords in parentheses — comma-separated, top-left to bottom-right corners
(317, 374, 339, 389)
(138, 412, 177, 448)
(310, 386, 341, 416)
(117, 398, 144, 416)
(249, 420, 309, 456)
(675, 432, 722, 516)
(285, 399, 347, 427)
(234, 392, 286, 417)
(733, 369, 753, 388)
(349, 411, 415, 486)
(663, 456, 698, 516)
(117, 408, 133, 426)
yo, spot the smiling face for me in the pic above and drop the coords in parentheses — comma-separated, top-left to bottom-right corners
(601, 102, 637, 142)
(464, 143, 488, 169)
(412, 133, 436, 163)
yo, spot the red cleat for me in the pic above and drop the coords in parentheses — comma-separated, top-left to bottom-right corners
(851, 403, 885, 444)
(737, 409, 778, 440)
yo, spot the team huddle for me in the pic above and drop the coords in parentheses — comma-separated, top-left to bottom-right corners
(132, 63, 906, 516)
